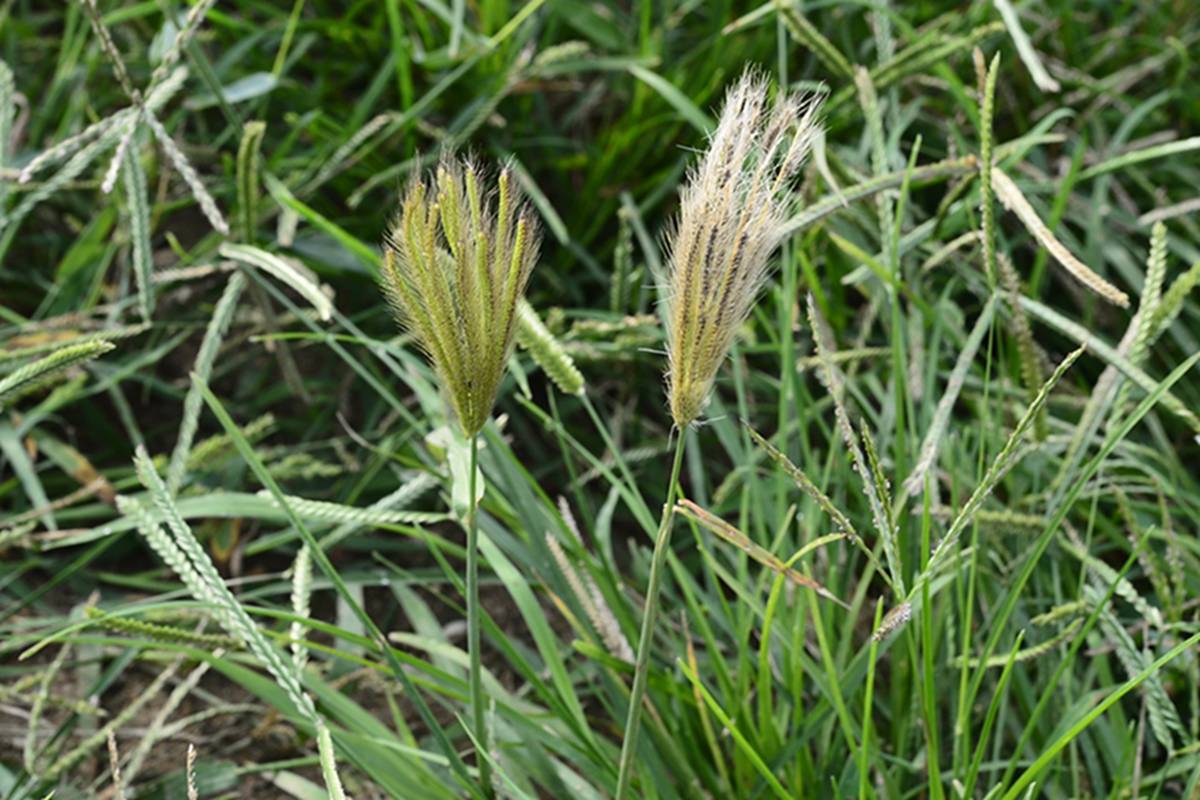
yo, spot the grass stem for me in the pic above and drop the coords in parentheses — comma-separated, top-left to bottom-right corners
(466, 433, 491, 797)
(614, 432, 687, 800)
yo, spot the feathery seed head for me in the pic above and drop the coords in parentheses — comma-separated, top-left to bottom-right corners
(380, 157, 540, 437)
(665, 68, 823, 427)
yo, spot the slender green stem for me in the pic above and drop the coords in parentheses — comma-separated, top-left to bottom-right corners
(614, 432, 688, 800)
(466, 434, 491, 797)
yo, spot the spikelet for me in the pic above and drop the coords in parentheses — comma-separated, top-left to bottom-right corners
(516, 299, 584, 395)
(956, 618, 1083, 669)
(1150, 258, 1200, 337)
(186, 745, 199, 800)
(665, 68, 822, 427)
(107, 731, 127, 800)
(380, 157, 540, 436)
(873, 601, 911, 641)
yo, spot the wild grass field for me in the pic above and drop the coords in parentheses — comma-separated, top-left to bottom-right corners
(2, 0, 1200, 797)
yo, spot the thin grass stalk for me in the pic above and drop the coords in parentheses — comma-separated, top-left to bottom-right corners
(122, 655, 215, 783)
(465, 433, 490, 797)
(43, 655, 184, 782)
(24, 641, 70, 773)
(614, 432, 686, 800)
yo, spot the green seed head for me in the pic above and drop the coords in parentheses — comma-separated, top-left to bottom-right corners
(380, 158, 540, 437)
(665, 69, 823, 427)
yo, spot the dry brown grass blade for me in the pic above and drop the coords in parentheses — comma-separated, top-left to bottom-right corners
(991, 168, 1129, 307)
(676, 498, 844, 607)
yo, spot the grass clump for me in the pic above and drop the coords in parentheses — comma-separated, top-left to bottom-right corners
(4, 2, 1200, 798)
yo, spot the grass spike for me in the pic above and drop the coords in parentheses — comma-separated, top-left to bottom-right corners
(290, 545, 313, 673)
(122, 135, 154, 320)
(1149, 258, 1200, 337)
(979, 53, 1000, 288)
(676, 498, 842, 604)
(0, 340, 115, 409)
(236, 121, 267, 243)
(143, 110, 229, 235)
(516, 299, 584, 395)
(166, 272, 247, 495)
(997, 252, 1046, 437)
(666, 67, 822, 427)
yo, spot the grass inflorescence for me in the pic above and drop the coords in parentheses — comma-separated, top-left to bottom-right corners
(380, 157, 539, 437)
(665, 69, 822, 428)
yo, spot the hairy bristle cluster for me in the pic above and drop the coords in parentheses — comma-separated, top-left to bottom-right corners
(380, 158, 540, 436)
(665, 69, 823, 427)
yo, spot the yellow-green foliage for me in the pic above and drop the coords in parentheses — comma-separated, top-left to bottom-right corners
(380, 158, 540, 436)
(665, 69, 822, 427)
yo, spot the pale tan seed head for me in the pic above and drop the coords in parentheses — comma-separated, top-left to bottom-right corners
(379, 157, 540, 437)
(665, 68, 823, 427)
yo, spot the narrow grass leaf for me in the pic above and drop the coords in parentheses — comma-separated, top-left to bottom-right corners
(1002, 631, 1200, 799)
(780, 8, 853, 79)
(904, 297, 995, 496)
(676, 499, 842, 604)
(626, 65, 712, 133)
(1077, 136, 1200, 181)
(993, 0, 1060, 92)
